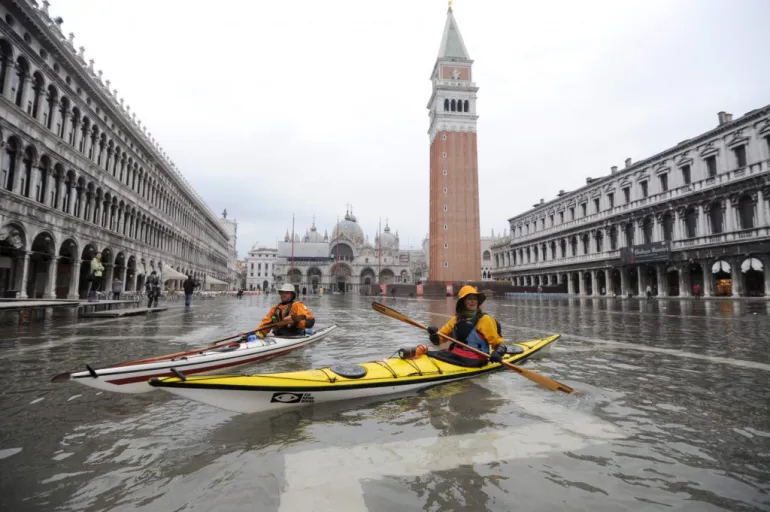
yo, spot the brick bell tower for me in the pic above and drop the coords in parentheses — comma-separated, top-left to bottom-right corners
(427, 2, 481, 282)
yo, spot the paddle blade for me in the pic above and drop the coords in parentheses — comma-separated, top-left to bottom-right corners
(502, 361, 578, 395)
(51, 372, 71, 383)
(371, 302, 427, 330)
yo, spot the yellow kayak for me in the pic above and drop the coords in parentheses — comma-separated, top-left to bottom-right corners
(149, 334, 560, 414)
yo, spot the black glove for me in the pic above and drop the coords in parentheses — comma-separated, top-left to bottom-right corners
(427, 326, 440, 346)
(490, 345, 507, 363)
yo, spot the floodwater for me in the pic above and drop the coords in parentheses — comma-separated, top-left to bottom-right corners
(0, 294, 769, 511)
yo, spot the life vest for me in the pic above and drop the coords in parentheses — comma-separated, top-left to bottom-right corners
(273, 300, 305, 335)
(450, 313, 493, 360)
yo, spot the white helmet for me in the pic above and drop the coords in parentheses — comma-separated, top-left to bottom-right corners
(277, 283, 296, 294)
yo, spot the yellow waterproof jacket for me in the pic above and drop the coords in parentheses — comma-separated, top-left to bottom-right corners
(438, 313, 504, 351)
(257, 300, 315, 333)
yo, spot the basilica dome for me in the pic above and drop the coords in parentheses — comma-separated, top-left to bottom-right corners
(303, 221, 324, 243)
(332, 210, 365, 245)
(377, 222, 399, 250)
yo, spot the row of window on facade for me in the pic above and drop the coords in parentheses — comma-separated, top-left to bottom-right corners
(495, 194, 760, 267)
(0, 149, 226, 269)
(442, 98, 470, 113)
(512, 140, 769, 238)
(0, 41, 215, 242)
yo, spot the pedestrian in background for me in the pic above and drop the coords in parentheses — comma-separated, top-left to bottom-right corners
(111, 277, 122, 300)
(183, 275, 199, 307)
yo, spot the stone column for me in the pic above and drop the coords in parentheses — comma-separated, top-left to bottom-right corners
(756, 188, 768, 227)
(591, 270, 600, 296)
(66, 182, 75, 215)
(42, 168, 54, 207)
(620, 266, 627, 296)
(656, 264, 667, 297)
(104, 264, 114, 290)
(730, 257, 742, 297)
(701, 260, 713, 297)
(674, 209, 683, 240)
(44, 256, 59, 299)
(16, 251, 30, 299)
(760, 255, 770, 297)
(567, 272, 575, 294)
(678, 265, 691, 297)
(59, 110, 69, 140)
(67, 259, 82, 299)
(638, 266, 646, 296)
(725, 197, 736, 232)
(578, 270, 586, 295)
(697, 204, 706, 237)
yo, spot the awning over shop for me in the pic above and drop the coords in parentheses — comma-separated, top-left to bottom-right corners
(741, 258, 763, 273)
(712, 260, 731, 274)
(205, 275, 228, 285)
(163, 264, 188, 282)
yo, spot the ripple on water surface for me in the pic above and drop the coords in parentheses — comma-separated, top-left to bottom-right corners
(0, 295, 768, 511)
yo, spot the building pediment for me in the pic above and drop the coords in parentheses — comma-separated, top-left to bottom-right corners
(756, 119, 770, 136)
(698, 140, 720, 158)
(634, 169, 650, 182)
(591, 188, 601, 197)
(619, 177, 632, 188)
(725, 129, 749, 148)
(603, 183, 616, 193)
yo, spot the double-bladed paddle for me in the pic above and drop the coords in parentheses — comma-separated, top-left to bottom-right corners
(371, 301, 580, 395)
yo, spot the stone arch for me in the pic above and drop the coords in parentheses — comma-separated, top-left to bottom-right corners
(360, 266, 376, 285)
(30, 71, 45, 119)
(0, 221, 27, 296)
(13, 55, 30, 107)
(0, 38, 15, 97)
(307, 266, 322, 291)
(741, 257, 764, 296)
(330, 242, 355, 261)
(57, 237, 78, 299)
(737, 194, 755, 230)
(379, 268, 395, 284)
(287, 268, 303, 285)
(26, 230, 56, 298)
(126, 255, 137, 291)
(45, 84, 58, 130)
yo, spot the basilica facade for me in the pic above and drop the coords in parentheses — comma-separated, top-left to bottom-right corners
(272, 210, 413, 293)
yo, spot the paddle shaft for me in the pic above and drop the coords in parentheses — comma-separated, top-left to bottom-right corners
(52, 316, 309, 381)
(110, 316, 304, 368)
(371, 302, 578, 395)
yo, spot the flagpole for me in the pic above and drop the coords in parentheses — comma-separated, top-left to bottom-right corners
(290, 213, 295, 273)
(378, 217, 382, 282)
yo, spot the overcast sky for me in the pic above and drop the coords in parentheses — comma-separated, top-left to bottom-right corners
(53, 0, 769, 257)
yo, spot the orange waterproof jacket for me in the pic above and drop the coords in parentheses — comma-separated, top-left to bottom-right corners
(257, 300, 315, 334)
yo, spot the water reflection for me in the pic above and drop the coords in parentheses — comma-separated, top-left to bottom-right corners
(1, 295, 769, 511)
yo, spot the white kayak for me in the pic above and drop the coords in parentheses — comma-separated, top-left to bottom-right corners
(53, 325, 338, 394)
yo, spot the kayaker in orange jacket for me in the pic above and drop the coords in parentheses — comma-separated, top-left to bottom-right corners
(257, 283, 316, 338)
(426, 285, 506, 364)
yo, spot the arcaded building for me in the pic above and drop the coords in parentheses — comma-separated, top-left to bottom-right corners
(0, 1, 230, 298)
(491, 106, 770, 297)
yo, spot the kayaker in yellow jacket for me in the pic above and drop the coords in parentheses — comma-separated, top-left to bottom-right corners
(257, 283, 316, 338)
(427, 285, 506, 364)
